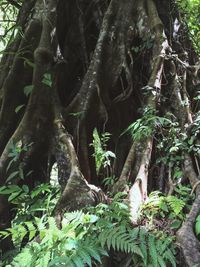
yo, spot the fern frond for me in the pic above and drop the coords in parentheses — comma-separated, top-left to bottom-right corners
(36, 251, 51, 267)
(157, 237, 173, 255)
(130, 245, 144, 258)
(166, 196, 185, 215)
(73, 246, 92, 267)
(24, 221, 37, 241)
(48, 256, 69, 266)
(129, 227, 140, 240)
(72, 255, 85, 267)
(17, 224, 28, 241)
(85, 246, 102, 264)
(99, 227, 113, 248)
(98, 225, 143, 260)
(64, 210, 85, 223)
(12, 247, 34, 267)
(148, 234, 158, 267)
(163, 249, 176, 267)
(106, 227, 117, 250)
(66, 241, 105, 267)
(157, 255, 167, 267)
(139, 228, 148, 266)
(48, 217, 57, 231)
(67, 261, 76, 267)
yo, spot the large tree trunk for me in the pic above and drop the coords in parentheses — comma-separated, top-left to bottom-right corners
(0, 0, 199, 266)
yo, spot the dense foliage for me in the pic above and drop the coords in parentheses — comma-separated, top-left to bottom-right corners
(1, 185, 178, 267)
(177, 0, 200, 53)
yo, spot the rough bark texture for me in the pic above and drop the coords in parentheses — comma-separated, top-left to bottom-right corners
(0, 0, 200, 266)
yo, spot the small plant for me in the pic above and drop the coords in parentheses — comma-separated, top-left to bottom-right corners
(141, 191, 185, 232)
(121, 107, 172, 141)
(0, 183, 60, 247)
(174, 184, 194, 204)
(91, 128, 116, 175)
(102, 175, 116, 187)
(6, 140, 33, 183)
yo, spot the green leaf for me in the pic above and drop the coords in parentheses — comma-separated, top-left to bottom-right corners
(78, 248, 92, 267)
(160, 202, 169, 212)
(24, 58, 35, 68)
(49, 256, 69, 267)
(170, 220, 182, 229)
(86, 246, 102, 263)
(6, 158, 15, 171)
(173, 170, 183, 179)
(0, 185, 21, 194)
(24, 85, 34, 96)
(22, 185, 29, 193)
(64, 239, 77, 251)
(166, 196, 185, 215)
(0, 231, 10, 239)
(72, 255, 84, 267)
(188, 138, 194, 145)
(15, 104, 25, 113)
(195, 215, 200, 235)
(18, 225, 28, 241)
(42, 73, 52, 87)
(157, 255, 166, 267)
(6, 171, 19, 182)
(28, 230, 37, 241)
(196, 215, 200, 222)
(8, 191, 22, 202)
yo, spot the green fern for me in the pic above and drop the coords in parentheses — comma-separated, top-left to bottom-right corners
(148, 234, 158, 267)
(135, 228, 176, 267)
(166, 196, 185, 215)
(49, 241, 106, 267)
(5, 195, 177, 267)
(24, 221, 37, 241)
(157, 237, 174, 255)
(163, 249, 176, 267)
(157, 255, 167, 267)
(98, 226, 143, 258)
(36, 251, 51, 267)
(139, 228, 148, 266)
(156, 238, 176, 267)
(12, 246, 35, 267)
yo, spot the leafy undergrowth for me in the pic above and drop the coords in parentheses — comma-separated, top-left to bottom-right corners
(140, 187, 193, 234)
(0, 188, 182, 267)
(0, 125, 195, 267)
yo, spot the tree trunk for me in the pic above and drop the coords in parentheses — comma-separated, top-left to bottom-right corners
(0, 0, 199, 266)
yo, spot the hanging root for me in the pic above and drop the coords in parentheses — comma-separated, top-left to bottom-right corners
(113, 1, 170, 224)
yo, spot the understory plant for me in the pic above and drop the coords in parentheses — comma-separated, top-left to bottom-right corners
(0, 190, 177, 267)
